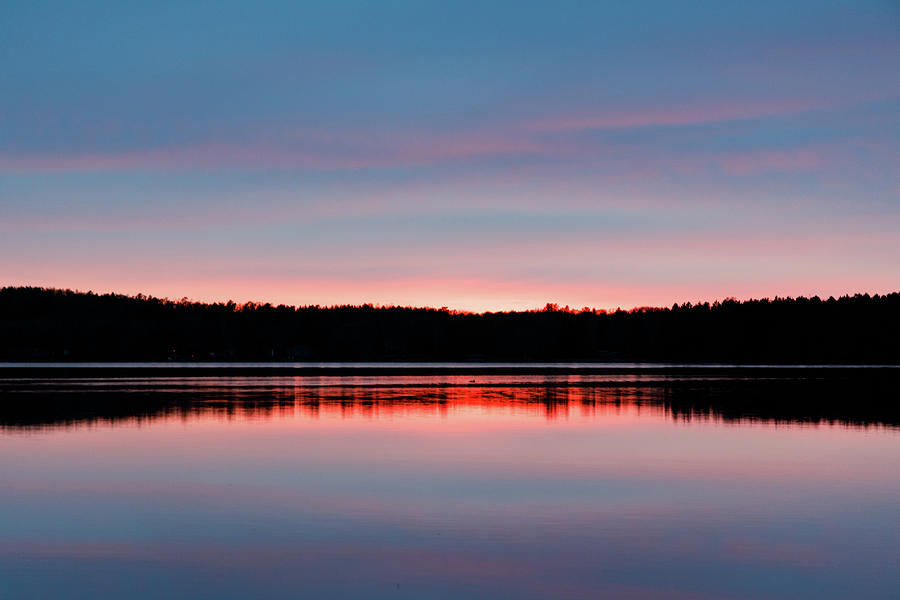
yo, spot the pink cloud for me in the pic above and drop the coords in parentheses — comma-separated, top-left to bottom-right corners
(530, 97, 831, 132)
(0, 130, 543, 174)
(715, 148, 825, 175)
(0, 97, 865, 177)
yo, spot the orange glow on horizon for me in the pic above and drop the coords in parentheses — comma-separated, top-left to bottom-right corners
(6, 276, 898, 315)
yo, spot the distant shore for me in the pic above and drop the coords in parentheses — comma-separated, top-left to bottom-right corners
(2, 362, 899, 379)
(4, 287, 900, 364)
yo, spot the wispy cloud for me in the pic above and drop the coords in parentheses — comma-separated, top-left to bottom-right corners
(528, 97, 856, 133)
(0, 95, 886, 178)
(714, 148, 825, 175)
(0, 130, 543, 174)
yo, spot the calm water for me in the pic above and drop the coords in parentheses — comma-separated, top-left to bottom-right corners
(1, 368, 899, 599)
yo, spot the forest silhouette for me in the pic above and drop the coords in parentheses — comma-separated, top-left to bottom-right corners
(1, 286, 899, 363)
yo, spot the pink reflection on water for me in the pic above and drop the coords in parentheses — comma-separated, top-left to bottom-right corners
(1, 383, 899, 599)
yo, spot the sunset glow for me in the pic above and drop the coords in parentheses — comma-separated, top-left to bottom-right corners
(2, 1, 898, 310)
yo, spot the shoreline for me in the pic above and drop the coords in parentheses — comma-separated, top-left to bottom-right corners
(2, 362, 899, 379)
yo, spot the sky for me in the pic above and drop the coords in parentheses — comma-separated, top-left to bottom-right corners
(1, 1, 899, 312)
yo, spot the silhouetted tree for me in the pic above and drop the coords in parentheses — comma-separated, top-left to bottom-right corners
(1, 286, 898, 363)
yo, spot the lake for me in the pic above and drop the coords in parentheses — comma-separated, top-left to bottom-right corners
(1, 364, 899, 599)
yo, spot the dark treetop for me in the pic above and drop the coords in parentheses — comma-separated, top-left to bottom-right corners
(1, 286, 899, 363)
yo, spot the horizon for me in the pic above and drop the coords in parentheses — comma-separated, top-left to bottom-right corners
(5, 284, 896, 316)
(8, 282, 900, 315)
(2, 1, 899, 312)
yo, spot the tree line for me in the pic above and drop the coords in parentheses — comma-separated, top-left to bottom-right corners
(1, 286, 898, 363)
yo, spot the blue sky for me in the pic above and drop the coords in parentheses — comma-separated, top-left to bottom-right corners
(2, 1, 899, 310)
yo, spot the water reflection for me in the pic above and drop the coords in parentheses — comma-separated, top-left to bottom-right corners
(1, 375, 898, 430)
(1, 375, 899, 599)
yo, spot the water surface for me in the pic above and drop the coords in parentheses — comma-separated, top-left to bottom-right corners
(1, 370, 898, 599)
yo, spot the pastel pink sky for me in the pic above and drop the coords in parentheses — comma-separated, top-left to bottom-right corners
(2, 1, 899, 310)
